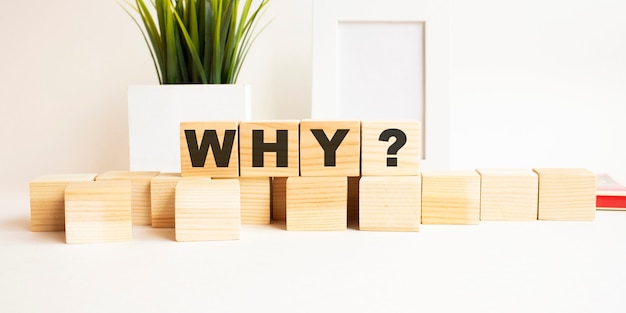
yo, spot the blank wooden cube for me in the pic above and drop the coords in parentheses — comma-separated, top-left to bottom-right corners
(533, 168, 596, 221)
(29, 174, 97, 231)
(180, 121, 239, 178)
(272, 177, 287, 222)
(286, 177, 347, 231)
(421, 171, 480, 225)
(216, 177, 271, 224)
(359, 176, 421, 231)
(239, 121, 299, 177)
(175, 179, 241, 241)
(476, 169, 538, 221)
(361, 121, 421, 176)
(300, 120, 360, 177)
(150, 173, 183, 228)
(96, 171, 160, 226)
(65, 181, 132, 244)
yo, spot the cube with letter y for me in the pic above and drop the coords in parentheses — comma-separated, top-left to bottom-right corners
(180, 121, 239, 178)
(299, 120, 360, 177)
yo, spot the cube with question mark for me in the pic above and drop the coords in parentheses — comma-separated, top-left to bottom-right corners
(361, 121, 421, 176)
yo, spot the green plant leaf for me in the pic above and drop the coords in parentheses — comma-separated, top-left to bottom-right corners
(119, 0, 164, 83)
(122, 0, 269, 85)
(171, 1, 208, 83)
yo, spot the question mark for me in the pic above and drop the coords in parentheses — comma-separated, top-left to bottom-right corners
(378, 129, 407, 167)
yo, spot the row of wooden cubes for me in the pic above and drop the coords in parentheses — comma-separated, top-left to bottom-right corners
(30, 168, 596, 242)
(273, 168, 596, 232)
(30, 171, 158, 233)
(29, 171, 271, 234)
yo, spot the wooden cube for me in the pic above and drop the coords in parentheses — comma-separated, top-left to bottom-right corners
(533, 168, 596, 221)
(300, 120, 360, 177)
(239, 121, 299, 177)
(272, 177, 287, 222)
(476, 169, 538, 221)
(180, 121, 239, 178)
(361, 121, 421, 176)
(64, 181, 132, 244)
(150, 173, 183, 228)
(175, 179, 241, 241)
(216, 177, 271, 224)
(421, 171, 480, 225)
(286, 177, 347, 231)
(29, 174, 97, 231)
(359, 176, 421, 231)
(95, 171, 160, 226)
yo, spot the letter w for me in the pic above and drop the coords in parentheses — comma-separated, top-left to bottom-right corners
(184, 129, 236, 167)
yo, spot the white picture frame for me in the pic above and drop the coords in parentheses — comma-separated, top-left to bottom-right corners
(312, 0, 449, 170)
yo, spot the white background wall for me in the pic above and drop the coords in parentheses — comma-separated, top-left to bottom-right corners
(1, 0, 625, 194)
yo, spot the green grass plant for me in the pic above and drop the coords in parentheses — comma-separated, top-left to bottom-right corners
(122, 0, 269, 84)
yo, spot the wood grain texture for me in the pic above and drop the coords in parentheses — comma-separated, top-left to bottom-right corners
(29, 174, 97, 232)
(421, 171, 480, 225)
(240, 177, 271, 224)
(359, 176, 421, 231)
(361, 121, 420, 176)
(180, 121, 239, 178)
(216, 177, 270, 224)
(476, 169, 538, 221)
(150, 173, 183, 228)
(64, 181, 132, 244)
(175, 179, 240, 241)
(286, 177, 347, 231)
(239, 120, 300, 177)
(299, 120, 360, 177)
(96, 171, 160, 226)
(533, 168, 596, 221)
(272, 177, 287, 222)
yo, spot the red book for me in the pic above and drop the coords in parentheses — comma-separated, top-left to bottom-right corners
(596, 174, 626, 210)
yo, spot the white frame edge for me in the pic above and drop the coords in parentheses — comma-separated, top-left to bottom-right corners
(312, 0, 450, 170)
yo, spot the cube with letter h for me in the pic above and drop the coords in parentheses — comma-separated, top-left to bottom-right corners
(239, 121, 299, 177)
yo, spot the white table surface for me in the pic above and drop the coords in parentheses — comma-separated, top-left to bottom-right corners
(1, 192, 625, 313)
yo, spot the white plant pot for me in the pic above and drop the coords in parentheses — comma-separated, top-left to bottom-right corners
(128, 84, 251, 172)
